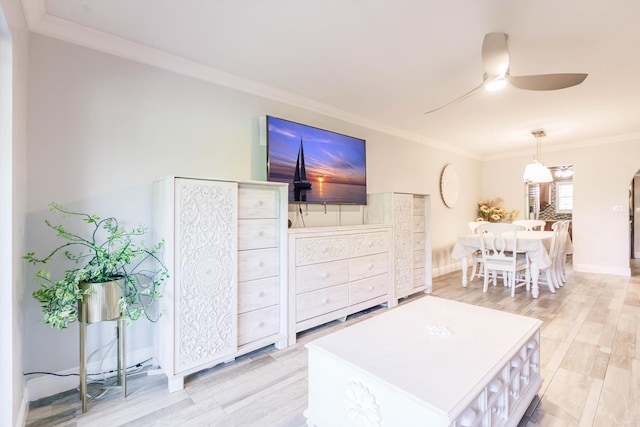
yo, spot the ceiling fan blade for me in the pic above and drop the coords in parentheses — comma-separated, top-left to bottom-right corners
(482, 32, 510, 77)
(507, 73, 588, 90)
(424, 82, 484, 114)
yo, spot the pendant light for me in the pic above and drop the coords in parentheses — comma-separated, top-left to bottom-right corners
(523, 129, 553, 183)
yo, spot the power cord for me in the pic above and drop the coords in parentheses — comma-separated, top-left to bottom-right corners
(23, 357, 153, 378)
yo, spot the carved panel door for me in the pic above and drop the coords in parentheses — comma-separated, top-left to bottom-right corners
(393, 193, 413, 297)
(174, 178, 238, 374)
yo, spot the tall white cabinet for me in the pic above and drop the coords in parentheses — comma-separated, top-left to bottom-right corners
(366, 192, 432, 305)
(153, 177, 288, 392)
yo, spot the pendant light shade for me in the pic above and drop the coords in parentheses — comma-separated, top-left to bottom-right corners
(523, 129, 553, 183)
(523, 160, 553, 183)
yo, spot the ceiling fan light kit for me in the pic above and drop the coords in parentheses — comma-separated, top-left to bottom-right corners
(424, 32, 588, 114)
(484, 76, 507, 92)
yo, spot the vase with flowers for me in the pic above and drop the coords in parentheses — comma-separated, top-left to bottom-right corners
(477, 199, 519, 223)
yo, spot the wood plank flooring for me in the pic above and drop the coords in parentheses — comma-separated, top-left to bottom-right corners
(26, 263, 640, 426)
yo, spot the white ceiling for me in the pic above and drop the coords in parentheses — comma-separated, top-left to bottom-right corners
(21, 0, 640, 159)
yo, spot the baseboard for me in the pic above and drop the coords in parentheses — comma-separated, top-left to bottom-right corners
(574, 264, 631, 277)
(27, 347, 154, 402)
(432, 261, 463, 277)
(16, 387, 28, 427)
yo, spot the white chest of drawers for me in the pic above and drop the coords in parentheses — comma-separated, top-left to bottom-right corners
(153, 177, 288, 392)
(288, 225, 393, 344)
(366, 192, 433, 306)
(305, 297, 542, 427)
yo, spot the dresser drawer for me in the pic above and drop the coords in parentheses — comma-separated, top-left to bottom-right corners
(296, 236, 349, 266)
(238, 305, 280, 346)
(413, 214, 425, 231)
(413, 195, 425, 215)
(238, 186, 280, 219)
(238, 276, 279, 314)
(412, 232, 425, 251)
(350, 232, 390, 257)
(349, 252, 389, 281)
(349, 274, 388, 305)
(238, 248, 279, 282)
(413, 249, 425, 269)
(296, 259, 349, 294)
(413, 268, 426, 288)
(296, 284, 349, 321)
(238, 219, 279, 250)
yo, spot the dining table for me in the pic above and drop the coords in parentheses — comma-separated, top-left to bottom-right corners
(451, 230, 573, 298)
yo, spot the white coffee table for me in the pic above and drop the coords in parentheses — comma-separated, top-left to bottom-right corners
(305, 297, 542, 427)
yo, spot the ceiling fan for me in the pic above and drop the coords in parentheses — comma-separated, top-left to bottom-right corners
(424, 32, 588, 114)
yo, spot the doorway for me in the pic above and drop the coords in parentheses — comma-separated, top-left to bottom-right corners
(631, 172, 640, 275)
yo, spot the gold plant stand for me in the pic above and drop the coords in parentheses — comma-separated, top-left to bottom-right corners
(78, 280, 127, 413)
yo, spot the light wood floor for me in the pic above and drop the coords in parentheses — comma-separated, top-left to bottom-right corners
(27, 264, 640, 426)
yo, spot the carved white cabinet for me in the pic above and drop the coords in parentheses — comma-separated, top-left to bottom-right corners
(366, 192, 432, 306)
(154, 177, 288, 392)
(288, 224, 392, 345)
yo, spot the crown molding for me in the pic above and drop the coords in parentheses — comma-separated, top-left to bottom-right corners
(21, 0, 479, 160)
(484, 132, 640, 162)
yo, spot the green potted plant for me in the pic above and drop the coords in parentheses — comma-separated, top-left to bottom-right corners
(24, 202, 169, 329)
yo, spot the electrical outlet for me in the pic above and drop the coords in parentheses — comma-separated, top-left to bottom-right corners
(612, 205, 624, 213)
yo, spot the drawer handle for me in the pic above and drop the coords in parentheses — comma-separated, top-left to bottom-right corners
(258, 321, 265, 328)
(368, 286, 374, 293)
(258, 261, 264, 267)
(322, 298, 330, 305)
(321, 247, 328, 254)
(368, 263, 374, 270)
(258, 291, 265, 297)
(258, 230, 264, 237)
(491, 407, 503, 416)
(257, 200, 264, 206)
(322, 272, 328, 280)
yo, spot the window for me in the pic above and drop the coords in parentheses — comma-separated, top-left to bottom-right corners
(556, 182, 573, 213)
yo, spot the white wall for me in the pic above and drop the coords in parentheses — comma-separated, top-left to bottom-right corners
(24, 34, 483, 398)
(484, 138, 640, 276)
(0, 0, 29, 425)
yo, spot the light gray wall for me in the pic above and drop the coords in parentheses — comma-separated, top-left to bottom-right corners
(484, 139, 640, 276)
(24, 34, 482, 396)
(0, 0, 29, 424)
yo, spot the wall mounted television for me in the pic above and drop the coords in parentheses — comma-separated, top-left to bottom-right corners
(266, 116, 367, 204)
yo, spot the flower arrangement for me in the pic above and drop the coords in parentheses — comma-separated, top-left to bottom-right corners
(477, 199, 519, 222)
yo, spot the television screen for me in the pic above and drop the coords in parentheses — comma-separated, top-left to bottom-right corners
(266, 116, 367, 204)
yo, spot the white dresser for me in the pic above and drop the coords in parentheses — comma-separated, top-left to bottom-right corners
(305, 297, 542, 427)
(287, 224, 392, 345)
(366, 192, 432, 305)
(153, 177, 288, 391)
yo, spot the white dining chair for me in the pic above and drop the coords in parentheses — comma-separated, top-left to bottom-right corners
(554, 220, 571, 286)
(536, 222, 563, 289)
(477, 223, 529, 297)
(468, 221, 485, 282)
(512, 219, 546, 231)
